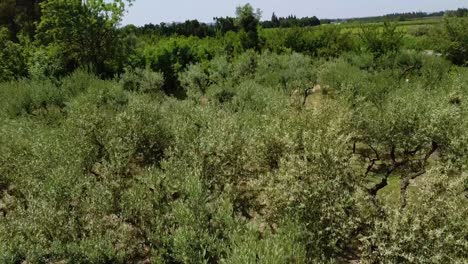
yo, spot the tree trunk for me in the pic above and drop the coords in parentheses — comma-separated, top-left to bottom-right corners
(400, 177, 410, 209)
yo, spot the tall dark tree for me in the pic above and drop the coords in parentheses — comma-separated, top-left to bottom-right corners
(0, 0, 15, 28)
(214, 16, 237, 34)
(235, 4, 262, 50)
(271, 12, 279, 27)
(261, 14, 320, 28)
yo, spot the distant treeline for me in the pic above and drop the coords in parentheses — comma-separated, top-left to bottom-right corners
(446, 8, 468, 17)
(342, 11, 445, 23)
(132, 8, 468, 37)
(135, 20, 217, 38)
(261, 13, 321, 28)
(133, 13, 321, 37)
(328, 8, 468, 23)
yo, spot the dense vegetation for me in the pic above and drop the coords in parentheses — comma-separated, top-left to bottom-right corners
(0, 1, 467, 263)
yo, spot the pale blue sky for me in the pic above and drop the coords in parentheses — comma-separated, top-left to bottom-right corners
(122, 0, 468, 25)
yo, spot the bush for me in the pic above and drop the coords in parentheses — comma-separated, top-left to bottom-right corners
(317, 58, 368, 91)
(419, 55, 451, 87)
(278, 26, 355, 58)
(0, 79, 65, 118)
(141, 37, 216, 97)
(361, 172, 468, 263)
(437, 18, 468, 66)
(27, 44, 67, 80)
(360, 22, 404, 57)
(121, 68, 164, 95)
(407, 25, 432, 37)
(231, 50, 258, 81)
(314, 26, 356, 58)
(59, 69, 99, 100)
(256, 104, 364, 261)
(178, 63, 211, 97)
(0, 27, 27, 81)
(255, 51, 316, 92)
(222, 31, 244, 59)
(225, 221, 307, 263)
(68, 79, 128, 114)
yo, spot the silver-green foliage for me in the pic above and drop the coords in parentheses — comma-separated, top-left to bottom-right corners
(0, 51, 467, 263)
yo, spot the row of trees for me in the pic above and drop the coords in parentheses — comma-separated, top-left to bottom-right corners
(262, 13, 320, 28)
(1, 1, 467, 82)
(342, 10, 446, 23)
(135, 20, 216, 38)
(135, 8, 467, 38)
(446, 8, 468, 17)
(135, 12, 320, 37)
(0, 2, 267, 82)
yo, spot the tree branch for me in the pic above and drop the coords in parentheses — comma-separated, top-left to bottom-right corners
(368, 175, 388, 197)
(400, 65, 416, 78)
(423, 141, 439, 163)
(409, 169, 426, 180)
(365, 159, 377, 176)
(367, 142, 380, 160)
(390, 144, 396, 165)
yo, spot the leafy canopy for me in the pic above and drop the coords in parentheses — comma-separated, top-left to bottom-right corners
(36, 0, 134, 75)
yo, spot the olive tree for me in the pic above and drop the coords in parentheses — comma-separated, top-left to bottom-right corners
(351, 86, 466, 208)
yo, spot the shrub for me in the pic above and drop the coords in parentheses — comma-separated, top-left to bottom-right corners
(178, 63, 211, 97)
(231, 50, 258, 81)
(0, 27, 27, 81)
(226, 80, 286, 113)
(361, 172, 468, 263)
(437, 18, 468, 66)
(317, 58, 367, 92)
(360, 22, 404, 57)
(222, 31, 244, 59)
(141, 38, 214, 97)
(0, 26, 467, 263)
(419, 55, 451, 87)
(0, 79, 65, 117)
(279, 26, 354, 58)
(314, 26, 356, 58)
(207, 56, 232, 84)
(67, 79, 128, 114)
(59, 69, 99, 100)
(258, 104, 364, 261)
(225, 221, 307, 263)
(407, 25, 432, 37)
(121, 68, 164, 95)
(27, 44, 67, 80)
(255, 51, 316, 92)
